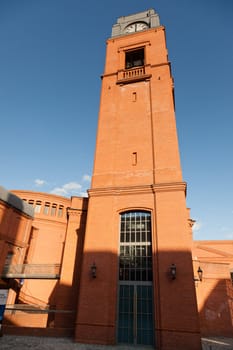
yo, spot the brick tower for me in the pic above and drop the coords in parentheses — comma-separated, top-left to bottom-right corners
(75, 9, 201, 350)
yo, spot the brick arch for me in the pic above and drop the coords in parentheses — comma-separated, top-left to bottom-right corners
(117, 207, 153, 215)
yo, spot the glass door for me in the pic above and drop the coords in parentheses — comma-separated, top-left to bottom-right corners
(118, 284, 153, 345)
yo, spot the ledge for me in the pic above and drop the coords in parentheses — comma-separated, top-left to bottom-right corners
(88, 182, 187, 197)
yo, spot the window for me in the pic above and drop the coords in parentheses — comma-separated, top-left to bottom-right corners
(125, 48, 144, 69)
(119, 211, 152, 281)
(118, 211, 154, 346)
(51, 204, 57, 216)
(43, 202, 50, 215)
(132, 152, 137, 166)
(58, 206, 64, 217)
(34, 201, 42, 214)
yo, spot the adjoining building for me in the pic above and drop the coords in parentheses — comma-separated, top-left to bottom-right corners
(0, 186, 34, 281)
(192, 240, 233, 338)
(0, 9, 233, 350)
(1, 190, 87, 336)
(0, 186, 34, 334)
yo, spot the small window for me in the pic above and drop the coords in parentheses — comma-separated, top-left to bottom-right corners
(58, 206, 64, 217)
(125, 48, 144, 69)
(43, 202, 50, 215)
(28, 200, 34, 206)
(35, 201, 42, 214)
(132, 152, 137, 166)
(51, 204, 57, 216)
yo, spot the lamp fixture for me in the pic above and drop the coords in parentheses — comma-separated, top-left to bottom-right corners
(91, 262, 97, 278)
(194, 266, 203, 284)
(197, 266, 203, 282)
(170, 263, 176, 280)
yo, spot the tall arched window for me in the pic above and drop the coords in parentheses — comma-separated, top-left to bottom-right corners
(119, 211, 152, 281)
(118, 210, 154, 346)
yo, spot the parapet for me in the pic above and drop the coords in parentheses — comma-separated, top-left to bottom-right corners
(0, 186, 34, 217)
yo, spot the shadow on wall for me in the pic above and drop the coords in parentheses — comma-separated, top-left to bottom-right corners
(1, 199, 87, 337)
(2, 245, 233, 344)
(3, 281, 77, 337)
(198, 278, 233, 337)
(75, 249, 202, 349)
(52, 201, 87, 330)
(2, 248, 200, 347)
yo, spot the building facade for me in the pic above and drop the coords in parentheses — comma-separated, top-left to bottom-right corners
(75, 9, 201, 350)
(0, 9, 233, 350)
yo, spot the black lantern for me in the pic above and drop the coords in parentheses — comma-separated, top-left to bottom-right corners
(197, 266, 203, 282)
(170, 263, 176, 280)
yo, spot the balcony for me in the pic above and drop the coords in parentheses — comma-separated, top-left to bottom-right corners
(117, 66, 151, 85)
(1, 264, 61, 279)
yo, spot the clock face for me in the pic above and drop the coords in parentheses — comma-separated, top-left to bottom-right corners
(124, 22, 148, 34)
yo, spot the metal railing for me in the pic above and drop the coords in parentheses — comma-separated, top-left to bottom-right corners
(1, 264, 61, 279)
(5, 304, 74, 314)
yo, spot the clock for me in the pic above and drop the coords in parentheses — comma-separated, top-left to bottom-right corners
(124, 22, 148, 34)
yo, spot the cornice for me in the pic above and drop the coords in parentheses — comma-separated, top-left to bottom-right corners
(107, 25, 165, 44)
(117, 40, 151, 52)
(11, 190, 71, 206)
(101, 63, 170, 81)
(88, 182, 186, 197)
(195, 240, 233, 245)
(67, 208, 87, 217)
(195, 245, 233, 259)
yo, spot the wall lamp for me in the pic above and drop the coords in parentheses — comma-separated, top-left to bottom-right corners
(194, 266, 203, 283)
(91, 262, 97, 278)
(170, 263, 176, 280)
(197, 266, 203, 282)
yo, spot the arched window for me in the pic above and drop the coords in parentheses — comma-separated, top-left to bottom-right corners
(119, 210, 152, 281)
(118, 210, 154, 346)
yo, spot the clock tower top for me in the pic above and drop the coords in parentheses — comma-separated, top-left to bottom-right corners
(111, 8, 160, 37)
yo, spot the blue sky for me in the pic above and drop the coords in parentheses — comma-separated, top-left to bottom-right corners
(0, 1, 233, 240)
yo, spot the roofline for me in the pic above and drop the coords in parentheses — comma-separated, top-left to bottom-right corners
(0, 186, 34, 218)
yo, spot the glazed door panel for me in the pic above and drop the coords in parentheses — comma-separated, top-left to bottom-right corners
(118, 284, 153, 345)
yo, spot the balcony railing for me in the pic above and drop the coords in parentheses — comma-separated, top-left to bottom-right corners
(5, 304, 74, 314)
(1, 264, 61, 279)
(117, 66, 151, 84)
